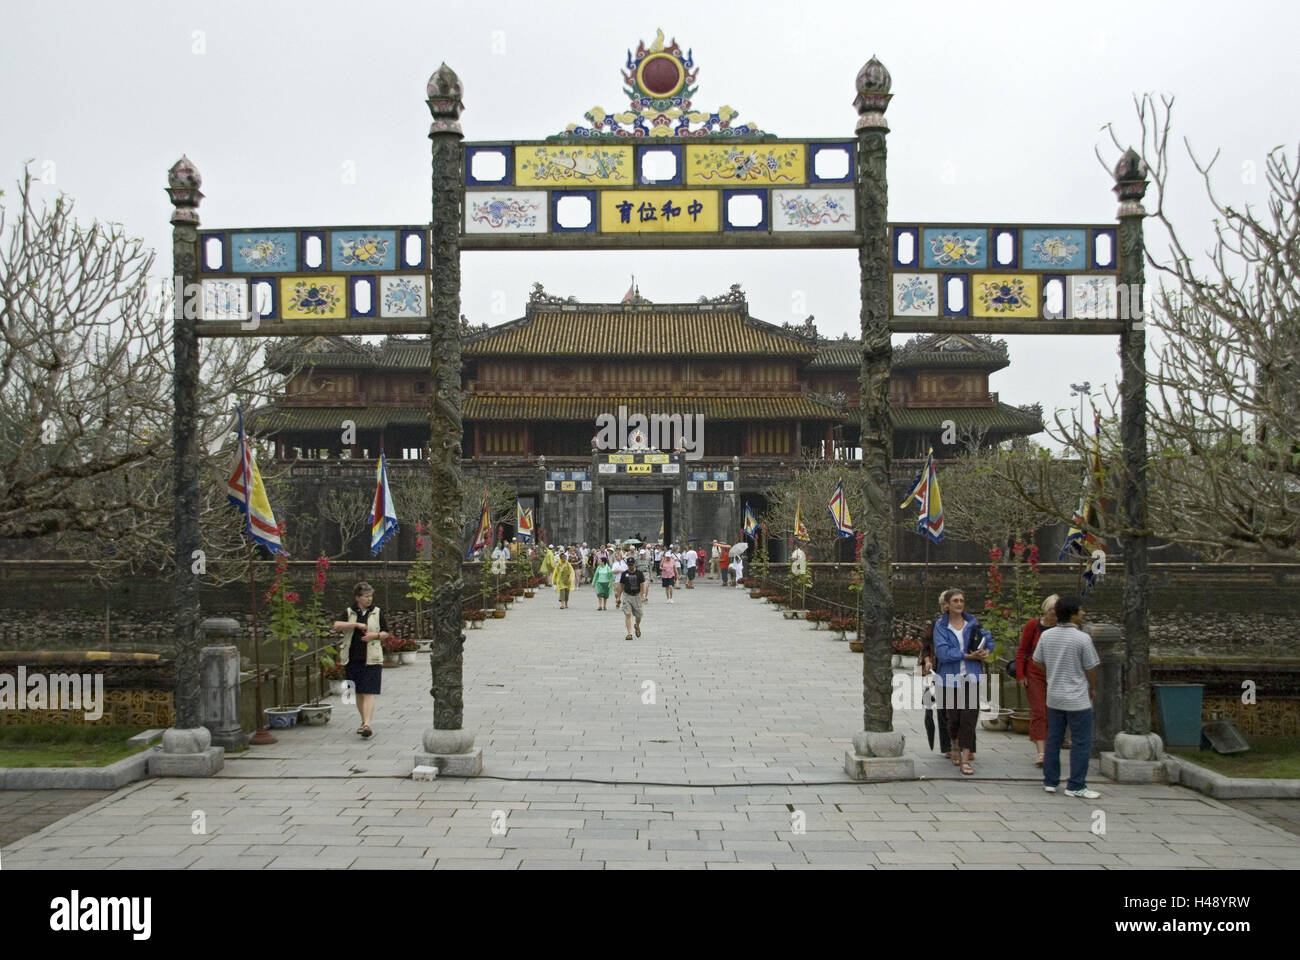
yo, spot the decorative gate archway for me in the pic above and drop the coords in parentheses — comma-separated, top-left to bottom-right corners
(165, 31, 1152, 779)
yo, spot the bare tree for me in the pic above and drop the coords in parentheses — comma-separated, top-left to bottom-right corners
(317, 487, 371, 559)
(0, 166, 288, 579)
(995, 99, 1300, 561)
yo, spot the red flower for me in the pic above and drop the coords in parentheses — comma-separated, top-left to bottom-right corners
(1012, 541, 1025, 558)
(415, 536, 424, 551)
(285, 592, 300, 603)
(984, 600, 994, 609)
(989, 547, 1003, 561)
(415, 522, 426, 534)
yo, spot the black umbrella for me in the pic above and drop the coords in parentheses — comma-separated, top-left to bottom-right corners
(921, 668, 936, 750)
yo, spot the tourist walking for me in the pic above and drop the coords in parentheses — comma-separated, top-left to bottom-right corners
(331, 581, 390, 739)
(611, 551, 628, 608)
(932, 588, 991, 775)
(1034, 596, 1101, 798)
(718, 543, 730, 586)
(554, 553, 574, 609)
(920, 588, 953, 755)
(1016, 594, 1059, 766)
(593, 555, 613, 610)
(729, 550, 743, 587)
(539, 546, 555, 587)
(660, 549, 678, 602)
(683, 545, 697, 588)
(620, 557, 649, 640)
(710, 541, 721, 579)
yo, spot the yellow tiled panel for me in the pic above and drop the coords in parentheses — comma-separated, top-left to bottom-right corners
(280, 276, 348, 320)
(599, 191, 720, 232)
(515, 145, 633, 186)
(971, 274, 1039, 318)
(685, 143, 805, 186)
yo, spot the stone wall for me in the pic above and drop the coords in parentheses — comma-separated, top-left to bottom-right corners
(0, 653, 174, 727)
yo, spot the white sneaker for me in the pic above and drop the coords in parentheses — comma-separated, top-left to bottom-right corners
(1064, 787, 1100, 799)
(668, 599, 674, 604)
(1043, 785, 1057, 793)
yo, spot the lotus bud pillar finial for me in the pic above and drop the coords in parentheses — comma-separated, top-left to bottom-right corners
(166, 155, 203, 224)
(854, 55, 892, 131)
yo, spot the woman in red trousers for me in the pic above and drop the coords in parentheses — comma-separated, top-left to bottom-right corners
(1016, 594, 1059, 766)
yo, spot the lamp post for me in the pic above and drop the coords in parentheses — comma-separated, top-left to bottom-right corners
(1070, 381, 1092, 435)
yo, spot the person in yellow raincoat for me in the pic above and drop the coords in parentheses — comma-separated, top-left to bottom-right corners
(554, 553, 574, 608)
(539, 546, 556, 586)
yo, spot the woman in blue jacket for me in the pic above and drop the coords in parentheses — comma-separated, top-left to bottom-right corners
(932, 589, 992, 775)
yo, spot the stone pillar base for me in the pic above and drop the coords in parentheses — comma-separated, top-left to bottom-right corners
(844, 751, 916, 781)
(844, 731, 915, 781)
(416, 729, 482, 777)
(1100, 751, 1176, 783)
(414, 750, 482, 777)
(147, 727, 224, 777)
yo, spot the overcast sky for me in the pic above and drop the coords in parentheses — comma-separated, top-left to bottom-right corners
(4, 0, 1297, 437)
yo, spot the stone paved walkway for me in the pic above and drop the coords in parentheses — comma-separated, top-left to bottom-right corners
(4, 580, 1299, 869)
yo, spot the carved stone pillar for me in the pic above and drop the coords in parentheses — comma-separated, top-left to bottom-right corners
(154, 162, 224, 777)
(1115, 148, 1152, 738)
(165, 156, 204, 733)
(846, 57, 912, 778)
(418, 64, 481, 775)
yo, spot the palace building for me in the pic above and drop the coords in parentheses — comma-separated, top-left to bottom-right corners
(253, 284, 1042, 554)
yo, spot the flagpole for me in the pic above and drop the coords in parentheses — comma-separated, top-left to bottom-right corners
(247, 536, 276, 745)
(922, 535, 930, 624)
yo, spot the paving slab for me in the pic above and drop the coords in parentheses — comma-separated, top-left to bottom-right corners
(2, 586, 1297, 869)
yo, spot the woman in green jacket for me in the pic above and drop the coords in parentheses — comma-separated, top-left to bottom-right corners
(592, 557, 613, 611)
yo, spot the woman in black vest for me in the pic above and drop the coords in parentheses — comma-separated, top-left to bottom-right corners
(331, 581, 390, 738)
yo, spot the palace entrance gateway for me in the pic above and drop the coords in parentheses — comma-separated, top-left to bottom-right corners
(165, 31, 1152, 780)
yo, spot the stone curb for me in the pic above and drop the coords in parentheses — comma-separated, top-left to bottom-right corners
(0, 747, 157, 790)
(1168, 755, 1300, 799)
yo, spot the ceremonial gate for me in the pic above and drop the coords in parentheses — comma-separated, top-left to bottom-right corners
(164, 30, 1153, 778)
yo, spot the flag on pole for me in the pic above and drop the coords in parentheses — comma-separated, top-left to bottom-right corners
(369, 451, 399, 555)
(1060, 413, 1108, 592)
(742, 502, 758, 538)
(658, 519, 664, 541)
(226, 407, 285, 554)
(899, 448, 944, 543)
(466, 490, 491, 559)
(793, 494, 810, 542)
(621, 276, 636, 303)
(828, 480, 854, 538)
(516, 501, 534, 541)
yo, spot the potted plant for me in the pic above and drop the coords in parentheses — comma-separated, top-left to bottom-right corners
(297, 554, 335, 725)
(263, 542, 303, 728)
(381, 635, 403, 666)
(828, 615, 855, 640)
(323, 663, 347, 696)
(806, 609, 831, 630)
(464, 608, 487, 629)
(398, 637, 420, 665)
(406, 524, 433, 645)
(893, 636, 922, 670)
(524, 576, 539, 598)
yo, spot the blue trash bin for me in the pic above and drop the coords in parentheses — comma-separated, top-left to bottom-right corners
(1153, 683, 1204, 747)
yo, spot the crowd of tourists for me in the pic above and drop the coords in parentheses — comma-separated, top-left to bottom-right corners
(520, 539, 745, 639)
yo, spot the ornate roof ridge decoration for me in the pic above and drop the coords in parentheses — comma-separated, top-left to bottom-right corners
(551, 29, 770, 140)
(801, 384, 848, 413)
(778, 315, 820, 344)
(696, 282, 746, 306)
(527, 281, 579, 306)
(895, 332, 1009, 360)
